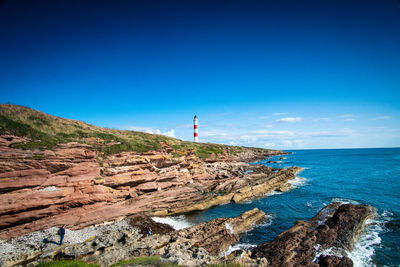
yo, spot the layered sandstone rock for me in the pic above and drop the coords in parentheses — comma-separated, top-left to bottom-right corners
(172, 208, 266, 256)
(0, 134, 298, 239)
(0, 208, 266, 267)
(251, 203, 377, 267)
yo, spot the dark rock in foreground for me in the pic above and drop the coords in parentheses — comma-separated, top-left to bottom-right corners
(251, 202, 376, 267)
(317, 255, 354, 267)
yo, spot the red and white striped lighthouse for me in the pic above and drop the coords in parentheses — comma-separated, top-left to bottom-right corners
(194, 115, 199, 142)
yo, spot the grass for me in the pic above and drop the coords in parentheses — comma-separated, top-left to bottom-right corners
(0, 104, 272, 157)
(206, 264, 241, 267)
(109, 255, 163, 266)
(35, 257, 241, 267)
(36, 260, 100, 267)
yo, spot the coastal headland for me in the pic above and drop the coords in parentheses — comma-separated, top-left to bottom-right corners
(0, 104, 376, 266)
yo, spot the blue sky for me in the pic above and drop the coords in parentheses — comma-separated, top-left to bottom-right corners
(1, 0, 399, 149)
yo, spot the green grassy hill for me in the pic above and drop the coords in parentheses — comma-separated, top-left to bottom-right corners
(0, 104, 269, 158)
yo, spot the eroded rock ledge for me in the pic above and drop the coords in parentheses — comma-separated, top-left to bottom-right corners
(0, 135, 299, 239)
(0, 208, 267, 267)
(250, 202, 377, 267)
(1, 203, 376, 267)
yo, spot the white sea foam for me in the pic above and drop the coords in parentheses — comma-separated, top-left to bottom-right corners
(313, 245, 347, 261)
(151, 215, 194, 230)
(331, 198, 361, 205)
(225, 222, 234, 234)
(257, 214, 275, 228)
(224, 243, 257, 256)
(348, 209, 393, 267)
(314, 210, 390, 267)
(266, 190, 283, 196)
(223, 214, 275, 257)
(348, 219, 382, 267)
(287, 176, 308, 188)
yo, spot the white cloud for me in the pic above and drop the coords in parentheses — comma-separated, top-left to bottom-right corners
(340, 114, 356, 122)
(272, 112, 286, 116)
(201, 130, 228, 137)
(239, 135, 259, 142)
(262, 124, 274, 128)
(275, 117, 303, 123)
(263, 142, 276, 147)
(340, 114, 354, 118)
(154, 129, 176, 138)
(371, 116, 392, 120)
(313, 117, 329, 122)
(125, 126, 153, 132)
(251, 130, 295, 136)
(281, 139, 303, 147)
(123, 126, 175, 138)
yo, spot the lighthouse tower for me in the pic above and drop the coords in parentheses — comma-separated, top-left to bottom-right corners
(194, 115, 199, 142)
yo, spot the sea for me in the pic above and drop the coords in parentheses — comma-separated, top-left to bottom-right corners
(153, 148, 400, 267)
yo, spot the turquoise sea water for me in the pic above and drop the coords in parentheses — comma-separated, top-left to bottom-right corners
(184, 148, 400, 266)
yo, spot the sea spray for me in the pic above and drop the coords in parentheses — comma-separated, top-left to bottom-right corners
(224, 243, 257, 256)
(152, 215, 194, 230)
(225, 222, 234, 234)
(287, 176, 308, 188)
(348, 212, 390, 267)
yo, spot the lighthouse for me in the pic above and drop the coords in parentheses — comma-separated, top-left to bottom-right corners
(194, 115, 199, 142)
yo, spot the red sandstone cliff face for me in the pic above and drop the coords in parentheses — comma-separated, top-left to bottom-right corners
(0, 135, 298, 239)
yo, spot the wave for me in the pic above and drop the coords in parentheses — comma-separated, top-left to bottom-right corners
(287, 176, 308, 188)
(314, 209, 391, 267)
(393, 155, 400, 160)
(151, 215, 194, 230)
(225, 222, 234, 234)
(348, 219, 382, 267)
(266, 190, 283, 196)
(224, 243, 257, 256)
(223, 214, 275, 256)
(330, 198, 362, 205)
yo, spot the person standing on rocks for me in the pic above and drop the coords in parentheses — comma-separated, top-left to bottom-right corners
(145, 226, 152, 236)
(58, 225, 66, 245)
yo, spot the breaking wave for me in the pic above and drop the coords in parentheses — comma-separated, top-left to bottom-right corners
(314, 209, 390, 267)
(287, 176, 308, 188)
(152, 215, 194, 230)
(224, 243, 257, 256)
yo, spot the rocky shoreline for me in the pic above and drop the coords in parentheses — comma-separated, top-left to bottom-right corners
(0, 202, 376, 267)
(0, 133, 377, 267)
(251, 202, 377, 266)
(0, 134, 297, 239)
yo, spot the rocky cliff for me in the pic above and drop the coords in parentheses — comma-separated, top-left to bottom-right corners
(0, 133, 298, 239)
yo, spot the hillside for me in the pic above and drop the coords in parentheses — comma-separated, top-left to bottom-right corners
(0, 104, 269, 158)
